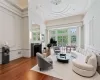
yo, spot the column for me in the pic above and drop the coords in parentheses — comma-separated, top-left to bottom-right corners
(40, 23, 46, 50)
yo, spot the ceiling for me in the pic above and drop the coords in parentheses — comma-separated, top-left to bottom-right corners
(30, 0, 94, 21)
(5, 0, 95, 22)
(6, 0, 28, 9)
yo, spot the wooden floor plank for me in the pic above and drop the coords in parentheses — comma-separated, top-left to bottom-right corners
(0, 57, 62, 80)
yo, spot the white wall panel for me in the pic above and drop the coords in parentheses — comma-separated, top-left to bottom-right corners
(83, 0, 100, 52)
(0, 5, 23, 64)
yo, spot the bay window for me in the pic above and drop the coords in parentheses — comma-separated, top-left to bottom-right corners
(49, 27, 78, 46)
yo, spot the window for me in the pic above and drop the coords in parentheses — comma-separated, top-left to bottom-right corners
(70, 28, 77, 45)
(71, 35, 76, 43)
(32, 31, 40, 42)
(49, 27, 78, 46)
(50, 30, 56, 41)
(58, 36, 62, 46)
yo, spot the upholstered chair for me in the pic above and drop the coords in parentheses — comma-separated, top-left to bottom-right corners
(72, 53, 97, 77)
(36, 53, 53, 71)
(53, 46, 61, 54)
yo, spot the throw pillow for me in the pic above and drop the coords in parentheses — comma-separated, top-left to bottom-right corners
(85, 54, 92, 63)
(76, 48, 81, 52)
(78, 48, 82, 53)
(81, 49, 85, 55)
(76, 48, 79, 52)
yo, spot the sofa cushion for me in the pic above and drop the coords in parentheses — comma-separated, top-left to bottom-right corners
(71, 50, 86, 61)
(36, 52, 45, 58)
(45, 57, 53, 64)
(76, 47, 80, 52)
(72, 59, 94, 71)
(87, 53, 97, 68)
(85, 54, 92, 63)
(78, 48, 81, 53)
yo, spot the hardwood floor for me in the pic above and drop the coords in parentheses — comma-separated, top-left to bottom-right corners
(0, 57, 62, 80)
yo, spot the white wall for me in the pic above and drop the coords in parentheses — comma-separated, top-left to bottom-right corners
(22, 16, 30, 57)
(0, 1, 29, 64)
(0, 6, 23, 64)
(83, 0, 100, 51)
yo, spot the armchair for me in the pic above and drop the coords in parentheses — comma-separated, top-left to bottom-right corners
(53, 46, 60, 54)
(72, 53, 97, 77)
(36, 53, 53, 71)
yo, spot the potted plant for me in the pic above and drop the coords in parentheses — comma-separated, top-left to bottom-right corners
(47, 44, 51, 49)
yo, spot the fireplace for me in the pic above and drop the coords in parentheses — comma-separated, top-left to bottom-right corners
(31, 43, 42, 57)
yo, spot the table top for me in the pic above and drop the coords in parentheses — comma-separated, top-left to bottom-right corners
(56, 53, 71, 60)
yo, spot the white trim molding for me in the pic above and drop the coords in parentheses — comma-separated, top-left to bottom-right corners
(47, 21, 83, 30)
(0, 0, 22, 16)
(0, 0, 28, 17)
(22, 8, 28, 17)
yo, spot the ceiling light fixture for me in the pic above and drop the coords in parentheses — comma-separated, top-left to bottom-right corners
(51, 0, 61, 5)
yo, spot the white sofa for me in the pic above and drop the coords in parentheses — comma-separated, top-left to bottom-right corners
(71, 49, 97, 77)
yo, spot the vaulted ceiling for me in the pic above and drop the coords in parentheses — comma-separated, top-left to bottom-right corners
(30, 0, 95, 23)
(6, 0, 95, 24)
(6, 0, 28, 9)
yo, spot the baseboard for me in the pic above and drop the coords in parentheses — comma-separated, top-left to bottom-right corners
(0, 61, 1, 64)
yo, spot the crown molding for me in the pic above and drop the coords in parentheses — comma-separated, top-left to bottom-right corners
(22, 7, 28, 11)
(5, 0, 28, 11)
(5, 0, 22, 11)
(47, 21, 83, 29)
(0, 0, 22, 17)
(22, 10, 28, 17)
(22, 7, 28, 17)
(0, 0, 28, 17)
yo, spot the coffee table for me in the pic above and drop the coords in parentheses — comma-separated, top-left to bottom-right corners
(56, 53, 70, 63)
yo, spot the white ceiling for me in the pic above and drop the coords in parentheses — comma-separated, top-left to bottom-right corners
(6, 0, 28, 9)
(30, 0, 94, 21)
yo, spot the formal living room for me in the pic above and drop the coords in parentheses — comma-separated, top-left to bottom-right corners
(0, 0, 100, 80)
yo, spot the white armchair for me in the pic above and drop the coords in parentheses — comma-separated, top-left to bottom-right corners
(72, 53, 97, 77)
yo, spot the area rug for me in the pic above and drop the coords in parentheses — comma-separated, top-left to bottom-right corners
(31, 55, 100, 80)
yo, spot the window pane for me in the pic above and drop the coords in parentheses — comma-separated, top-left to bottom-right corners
(70, 28, 77, 45)
(62, 36, 68, 46)
(52, 31, 55, 34)
(71, 35, 76, 43)
(33, 37, 36, 41)
(58, 36, 62, 46)
(49, 27, 77, 46)
(33, 33, 36, 35)
(52, 37, 56, 40)
(57, 30, 62, 34)
(32, 32, 40, 41)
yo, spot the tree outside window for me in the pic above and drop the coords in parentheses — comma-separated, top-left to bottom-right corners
(49, 27, 77, 46)
(71, 35, 76, 43)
